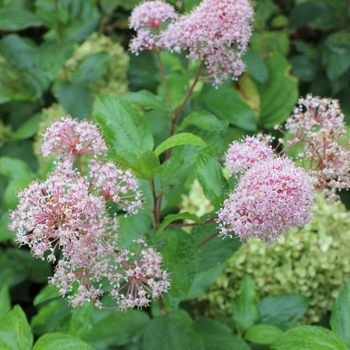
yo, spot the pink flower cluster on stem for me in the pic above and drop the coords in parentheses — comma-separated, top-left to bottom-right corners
(217, 157, 315, 245)
(281, 94, 350, 201)
(9, 117, 170, 310)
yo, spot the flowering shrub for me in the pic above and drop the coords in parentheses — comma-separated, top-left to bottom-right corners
(2, 0, 350, 349)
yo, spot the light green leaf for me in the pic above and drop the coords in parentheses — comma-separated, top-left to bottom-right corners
(154, 133, 206, 157)
(0, 305, 33, 350)
(0, 285, 10, 320)
(33, 333, 93, 350)
(195, 153, 229, 207)
(12, 114, 41, 141)
(271, 326, 348, 350)
(231, 275, 259, 335)
(245, 324, 283, 344)
(259, 52, 298, 128)
(0, 157, 36, 181)
(33, 285, 60, 307)
(179, 110, 226, 131)
(115, 150, 160, 181)
(330, 281, 350, 347)
(143, 310, 204, 350)
(94, 95, 154, 160)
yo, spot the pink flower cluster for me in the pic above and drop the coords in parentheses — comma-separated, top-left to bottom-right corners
(9, 117, 170, 309)
(217, 157, 315, 245)
(225, 135, 274, 175)
(129, 0, 253, 86)
(281, 94, 350, 201)
(129, 1, 178, 54)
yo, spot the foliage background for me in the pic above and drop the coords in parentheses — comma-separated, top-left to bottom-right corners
(1, 0, 350, 349)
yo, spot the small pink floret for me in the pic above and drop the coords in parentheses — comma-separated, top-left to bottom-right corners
(41, 116, 107, 162)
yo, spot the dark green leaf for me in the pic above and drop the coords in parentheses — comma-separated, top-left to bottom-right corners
(33, 333, 93, 350)
(199, 83, 257, 132)
(259, 52, 298, 128)
(271, 326, 348, 350)
(0, 8, 42, 30)
(290, 55, 320, 82)
(193, 317, 250, 350)
(0, 305, 33, 350)
(330, 281, 350, 347)
(161, 228, 198, 306)
(154, 133, 206, 157)
(179, 110, 226, 131)
(258, 294, 310, 331)
(72, 52, 109, 83)
(122, 90, 169, 113)
(244, 49, 269, 83)
(245, 324, 283, 345)
(231, 275, 259, 335)
(156, 212, 201, 237)
(94, 95, 154, 160)
(81, 310, 150, 347)
(289, 2, 329, 28)
(58, 81, 92, 120)
(55, 303, 94, 338)
(195, 153, 229, 207)
(143, 310, 204, 350)
(192, 222, 242, 273)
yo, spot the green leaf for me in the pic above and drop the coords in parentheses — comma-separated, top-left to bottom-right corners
(161, 228, 198, 306)
(160, 145, 202, 186)
(154, 133, 206, 157)
(195, 153, 229, 207)
(192, 222, 242, 273)
(55, 303, 94, 338)
(4, 178, 33, 210)
(12, 114, 41, 141)
(33, 333, 93, 350)
(143, 310, 204, 350)
(94, 95, 154, 160)
(0, 214, 12, 242)
(121, 90, 169, 113)
(72, 52, 109, 84)
(289, 2, 328, 28)
(245, 324, 283, 345)
(192, 317, 250, 350)
(258, 294, 310, 331)
(57, 81, 92, 120)
(115, 150, 160, 181)
(0, 285, 10, 320)
(0, 157, 35, 181)
(244, 49, 269, 83)
(322, 32, 350, 80)
(271, 326, 348, 350)
(259, 52, 298, 128)
(156, 212, 201, 237)
(290, 55, 320, 82)
(330, 281, 350, 347)
(0, 305, 33, 350)
(33, 285, 60, 307)
(0, 8, 43, 31)
(231, 275, 259, 335)
(199, 83, 257, 132)
(81, 310, 150, 347)
(179, 110, 226, 131)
